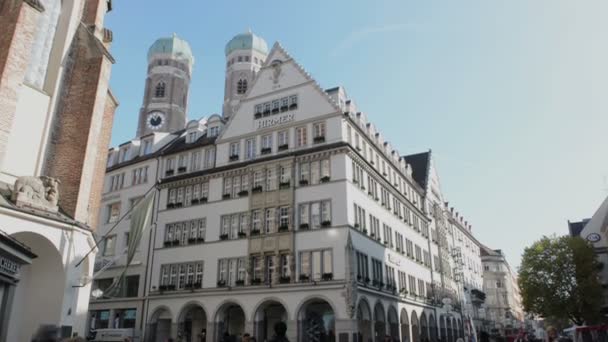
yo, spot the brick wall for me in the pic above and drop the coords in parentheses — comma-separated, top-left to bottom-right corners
(44, 25, 114, 226)
(87, 90, 117, 229)
(0, 0, 42, 170)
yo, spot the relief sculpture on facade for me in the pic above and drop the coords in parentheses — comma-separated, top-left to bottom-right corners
(11, 176, 60, 212)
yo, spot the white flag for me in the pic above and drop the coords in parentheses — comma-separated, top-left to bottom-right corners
(105, 190, 155, 296)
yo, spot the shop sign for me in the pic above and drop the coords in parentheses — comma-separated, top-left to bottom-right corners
(0, 255, 20, 277)
(256, 113, 294, 130)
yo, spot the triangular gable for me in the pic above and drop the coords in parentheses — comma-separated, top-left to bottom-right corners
(219, 42, 341, 140)
(581, 195, 608, 247)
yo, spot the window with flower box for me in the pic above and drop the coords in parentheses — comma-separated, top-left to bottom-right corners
(159, 261, 203, 291)
(251, 210, 261, 235)
(398, 271, 407, 293)
(279, 206, 290, 231)
(299, 200, 331, 230)
(278, 130, 289, 150)
(372, 258, 383, 287)
(279, 165, 291, 188)
(229, 142, 240, 161)
(218, 257, 246, 287)
(313, 122, 326, 143)
(382, 224, 393, 247)
(385, 265, 396, 290)
(296, 126, 307, 147)
(353, 204, 366, 232)
(408, 275, 416, 295)
(356, 251, 369, 282)
(405, 239, 414, 258)
(261, 134, 272, 154)
(415, 245, 422, 263)
(370, 215, 380, 240)
(299, 249, 332, 281)
(300, 158, 330, 185)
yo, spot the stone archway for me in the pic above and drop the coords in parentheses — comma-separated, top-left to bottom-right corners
(7, 232, 66, 342)
(215, 302, 246, 341)
(429, 314, 437, 342)
(357, 299, 372, 342)
(297, 298, 335, 342)
(373, 302, 386, 342)
(178, 303, 208, 342)
(400, 309, 410, 342)
(253, 300, 288, 342)
(420, 313, 428, 342)
(148, 306, 173, 342)
(411, 312, 420, 342)
(387, 307, 399, 342)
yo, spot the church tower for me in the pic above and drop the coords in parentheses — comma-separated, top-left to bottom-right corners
(137, 34, 194, 137)
(223, 30, 268, 119)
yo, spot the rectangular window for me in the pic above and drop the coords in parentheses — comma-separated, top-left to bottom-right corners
(262, 134, 272, 152)
(266, 168, 276, 191)
(299, 203, 309, 227)
(356, 252, 369, 280)
(251, 256, 262, 281)
(107, 203, 120, 223)
(299, 162, 309, 183)
(310, 160, 320, 184)
(296, 126, 307, 147)
(313, 122, 326, 140)
(300, 249, 332, 280)
(204, 148, 215, 169)
(103, 235, 116, 256)
(279, 165, 290, 184)
(278, 130, 289, 148)
(265, 208, 275, 234)
(252, 210, 261, 232)
(229, 142, 239, 159)
(253, 170, 264, 189)
(246, 138, 256, 160)
(279, 206, 290, 228)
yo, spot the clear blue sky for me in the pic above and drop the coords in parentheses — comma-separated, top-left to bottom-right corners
(106, 0, 608, 268)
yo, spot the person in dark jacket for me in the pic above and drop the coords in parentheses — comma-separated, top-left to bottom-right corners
(270, 322, 289, 342)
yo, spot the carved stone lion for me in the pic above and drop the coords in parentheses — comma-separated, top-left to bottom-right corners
(12, 176, 60, 212)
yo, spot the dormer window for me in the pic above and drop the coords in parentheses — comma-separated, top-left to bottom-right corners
(142, 140, 153, 155)
(155, 81, 166, 98)
(119, 148, 128, 163)
(208, 126, 219, 137)
(187, 132, 198, 143)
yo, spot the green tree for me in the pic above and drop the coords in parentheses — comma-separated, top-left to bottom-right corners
(519, 235, 603, 325)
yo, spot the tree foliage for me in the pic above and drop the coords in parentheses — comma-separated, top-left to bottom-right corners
(519, 235, 603, 325)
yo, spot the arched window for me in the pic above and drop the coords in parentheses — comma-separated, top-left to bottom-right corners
(236, 79, 248, 94)
(155, 81, 166, 98)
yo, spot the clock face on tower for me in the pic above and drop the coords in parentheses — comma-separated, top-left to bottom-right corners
(146, 111, 165, 130)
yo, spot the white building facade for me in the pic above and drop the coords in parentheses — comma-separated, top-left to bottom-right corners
(480, 247, 523, 336)
(91, 32, 483, 342)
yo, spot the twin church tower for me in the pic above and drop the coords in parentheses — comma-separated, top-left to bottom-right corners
(136, 31, 269, 137)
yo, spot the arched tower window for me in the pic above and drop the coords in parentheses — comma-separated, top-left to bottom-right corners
(236, 79, 248, 95)
(155, 81, 166, 98)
